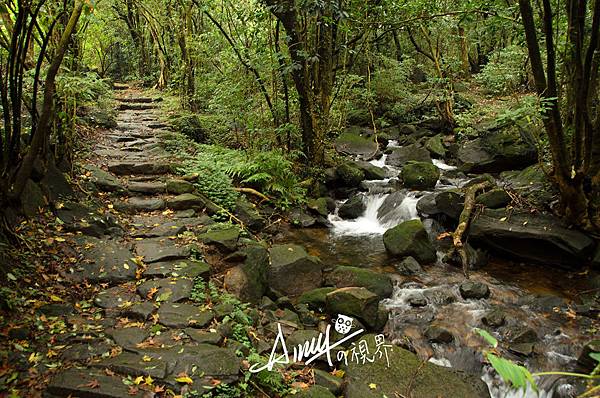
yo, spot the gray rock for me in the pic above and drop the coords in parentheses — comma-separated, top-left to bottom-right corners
(106, 327, 149, 349)
(482, 308, 506, 327)
(235, 197, 266, 231)
(135, 239, 190, 263)
(47, 369, 144, 398)
(401, 161, 440, 190)
(313, 369, 343, 395)
(459, 281, 490, 300)
(326, 266, 393, 298)
(145, 259, 210, 279)
(339, 195, 365, 219)
(94, 286, 140, 309)
(224, 246, 270, 304)
(297, 287, 337, 311)
(353, 161, 386, 180)
(383, 219, 437, 264)
(132, 221, 186, 238)
(293, 385, 336, 398)
(307, 198, 330, 217)
(167, 193, 217, 213)
(336, 163, 365, 187)
(335, 129, 378, 158)
(95, 351, 168, 379)
(198, 224, 241, 252)
(268, 244, 323, 297)
(70, 239, 137, 284)
(108, 161, 173, 175)
(137, 277, 193, 302)
(166, 178, 195, 194)
(185, 329, 223, 345)
(157, 303, 213, 328)
(376, 191, 406, 224)
(84, 165, 125, 192)
(476, 188, 511, 208)
(395, 256, 423, 275)
(41, 161, 74, 201)
(20, 179, 46, 217)
(425, 135, 446, 157)
(387, 144, 431, 167)
(325, 287, 380, 329)
(425, 326, 454, 343)
(127, 181, 166, 194)
(114, 197, 165, 213)
(121, 302, 155, 321)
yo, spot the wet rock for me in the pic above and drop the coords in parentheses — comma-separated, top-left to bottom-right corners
(94, 286, 140, 309)
(157, 303, 213, 328)
(114, 197, 165, 213)
(470, 209, 595, 266)
(293, 385, 336, 398)
(185, 329, 223, 345)
(401, 161, 440, 190)
(108, 161, 173, 175)
(407, 293, 428, 307)
(476, 188, 511, 209)
(297, 287, 337, 311)
(47, 369, 144, 398)
(20, 179, 46, 217)
(307, 197, 329, 217)
(235, 197, 266, 231)
(344, 334, 490, 398)
(510, 326, 539, 344)
(446, 242, 488, 270)
(482, 308, 506, 327)
(133, 221, 186, 238)
(509, 343, 535, 356)
(458, 126, 537, 173)
(60, 341, 113, 362)
(425, 326, 454, 343)
(95, 351, 168, 379)
(135, 239, 190, 263)
(70, 239, 137, 284)
(339, 195, 365, 219)
(353, 161, 386, 180)
(425, 134, 446, 157)
(127, 181, 166, 194)
(137, 277, 193, 302)
(224, 245, 270, 304)
(459, 281, 490, 300)
(121, 301, 155, 321)
(37, 303, 75, 317)
(335, 128, 378, 158)
(84, 165, 125, 192)
(577, 340, 600, 372)
(41, 162, 74, 201)
(387, 144, 431, 167)
(106, 327, 149, 349)
(500, 164, 556, 208)
(417, 190, 464, 220)
(56, 202, 122, 237)
(314, 369, 343, 394)
(336, 163, 365, 187)
(376, 191, 406, 223)
(145, 259, 210, 279)
(395, 256, 423, 275)
(325, 287, 380, 329)
(423, 288, 456, 305)
(325, 265, 393, 298)
(198, 224, 241, 252)
(383, 219, 437, 264)
(166, 178, 195, 194)
(289, 207, 317, 227)
(268, 244, 323, 297)
(167, 193, 217, 213)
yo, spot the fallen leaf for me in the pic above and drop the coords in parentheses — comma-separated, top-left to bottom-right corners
(175, 375, 193, 384)
(369, 383, 377, 389)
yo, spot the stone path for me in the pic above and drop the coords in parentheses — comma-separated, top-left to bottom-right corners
(45, 88, 242, 397)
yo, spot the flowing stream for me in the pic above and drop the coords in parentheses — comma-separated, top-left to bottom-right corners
(280, 140, 596, 397)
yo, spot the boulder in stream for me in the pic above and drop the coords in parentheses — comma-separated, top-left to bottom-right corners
(343, 334, 490, 398)
(383, 219, 437, 264)
(334, 127, 379, 158)
(470, 209, 595, 266)
(268, 244, 323, 297)
(325, 265, 393, 298)
(401, 161, 440, 190)
(386, 144, 431, 167)
(335, 163, 365, 187)
(338, 195, 365, 219)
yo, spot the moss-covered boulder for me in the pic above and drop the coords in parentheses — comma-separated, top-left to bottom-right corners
(198, 224, 241, 252)
(297, 287, 336, 310)
(476, 188, 511, 208)
(166, 179, 195, 194)
(325, 287, 380, 329)
(338, 195, 365, 219)
(353, 161, 386, 180)
(425, 134, 446, 157)
(383, 219, 436, 263)
(235, 196, 266, 231)
(343, 334, 490, 398)
(325, 266, 393, 298)
(401, 161, 440, 190)
(224, 245, 269, 304)
(387, 144, 431, 167)
(290, 385, 336, 398)
(335, 163, 365, 187)
(334, 128, 378, 158)
(307, 197, 329, 217)
(268, 244, 323, 296)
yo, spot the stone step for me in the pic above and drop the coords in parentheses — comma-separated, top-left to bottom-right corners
(113, 197, 166, 213)
(108, 161, 174, 175)
(113, 82, 129, 90)
(118, 103, 157, 111)
(127, 181, 166, 194)
(117, 97, 156, 103)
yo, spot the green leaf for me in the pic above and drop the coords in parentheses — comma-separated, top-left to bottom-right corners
(590, 352, 600, 362)
(474, 328, 498, 348)
(487, 353, 538, 392)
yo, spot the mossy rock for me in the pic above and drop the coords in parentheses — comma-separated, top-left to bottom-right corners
(476, 188, 511, 208)
(425, 134, 446, 157)
(383, 219, 436, 263)
(307, 197, 329, 217)
(401, 161, 440, 190)
(325, 266, 393, 298)
(297, 287, 337, 310)
(334, 129, 378, 157)
(335, 163, 365, 187)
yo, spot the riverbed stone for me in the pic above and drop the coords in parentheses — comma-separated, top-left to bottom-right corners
(401, 161, 440, 190)
(157, 303, 213, 328)
(353, 161, 386, 180)
(425, 325, 454, 343)
(224, 245, 270, 304)
(339, 195, 365, 219)
(395, 256, 423, 275)
(325, 287, 380, 329)
(387, 144, 431, 167)
(135, 239, 190, 263)
(459, 281, 490, 300)
(297, 287, 337, 310)
(470, 209, 595, 266)
(325, 266, 393, 298)
(476, 188, 511, 208)
(343, 334, 490, 398)
(198, 224, 241, 252)
(268, 244, 323, 297)
(425, 134, 446, 157)
(307, 197, 329, 217)
(383, 219, 437, 264)
(235, 196, 266, 231)
(336, 163, 365, 187)
(335, 129, 378, 158)
(482, 308, 506, 327)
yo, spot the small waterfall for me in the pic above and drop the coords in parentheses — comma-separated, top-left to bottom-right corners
(328, 191, 419, 236)
(432, 158, 457, 170)
(369, 154, 388, 168)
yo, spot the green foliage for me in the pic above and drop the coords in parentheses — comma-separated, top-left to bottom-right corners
(475, 45, 529, 95)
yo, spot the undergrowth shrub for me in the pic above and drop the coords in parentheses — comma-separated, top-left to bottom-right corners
(475, 45, 529, 95)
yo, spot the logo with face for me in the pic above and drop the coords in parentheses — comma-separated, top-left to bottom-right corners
(333, 314, 354, 334)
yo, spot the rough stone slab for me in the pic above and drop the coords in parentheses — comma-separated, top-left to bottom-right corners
(145, 259, 210, 279)
(184, 329, 223, 345)
(94, 351, 168, 379)
(70, 239, 137, 284)
(47, 368, 144, 397)
(166, 193, 210, 210)
(120, 301, 155, 321)
(135, 239, 190, 263)
(60, 340, 113, 362)
(137, 278, 193, 302)
(157, 303, 213, 328)
(94, 286, 140, 309)
(106, 327, 150, 349)
(132, 222, 187, 238)
(127, 181, 166, 194)
(108, 161, 173, 175)
(114, 197, 165, 213)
